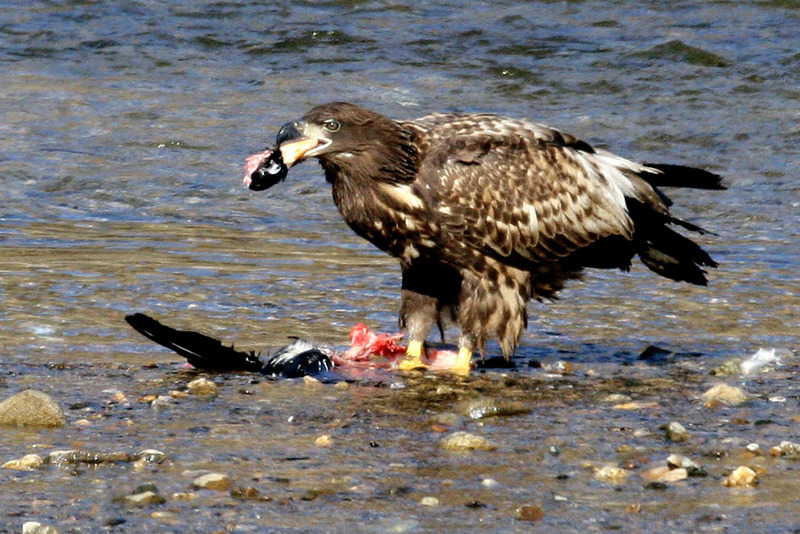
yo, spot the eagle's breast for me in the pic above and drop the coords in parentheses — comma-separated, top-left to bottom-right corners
(332, 172, 439, 266)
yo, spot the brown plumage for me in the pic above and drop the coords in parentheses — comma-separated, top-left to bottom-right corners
(263, 102, 723, 373)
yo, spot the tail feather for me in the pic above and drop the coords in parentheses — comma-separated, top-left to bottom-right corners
(125, 313, 263, 372)
(640, 163, 725, 190)
(624, 187, 720, 286)
(668, 214, 715, 236)
(637, 225, 716, 286)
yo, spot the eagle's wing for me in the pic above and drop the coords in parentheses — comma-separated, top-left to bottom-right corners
(410, 114, 667, 263)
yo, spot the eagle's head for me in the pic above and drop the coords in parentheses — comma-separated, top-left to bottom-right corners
(274, 102, 419, 184)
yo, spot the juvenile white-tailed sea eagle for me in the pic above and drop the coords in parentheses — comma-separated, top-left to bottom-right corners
(244, 102, 723, 375)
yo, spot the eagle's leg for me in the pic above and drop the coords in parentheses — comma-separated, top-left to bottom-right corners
(400, 340, 427, 371)
(452, 333, 476, 376)
(398, 289, 435, 371)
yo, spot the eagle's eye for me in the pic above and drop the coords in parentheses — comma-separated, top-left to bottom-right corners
(323, 119, 341, 133)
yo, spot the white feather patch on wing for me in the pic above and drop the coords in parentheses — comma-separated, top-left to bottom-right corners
(574, 151, 638, 237)
(379, 183, 425, 210)
(521, 202, 540, 246)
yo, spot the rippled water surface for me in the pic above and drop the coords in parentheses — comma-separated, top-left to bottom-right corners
(1, 1, 799, 532)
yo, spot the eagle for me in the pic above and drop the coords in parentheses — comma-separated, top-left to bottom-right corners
(244, 102, 723, 376)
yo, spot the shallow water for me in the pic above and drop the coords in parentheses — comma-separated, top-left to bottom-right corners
(1, 1, 799, 532)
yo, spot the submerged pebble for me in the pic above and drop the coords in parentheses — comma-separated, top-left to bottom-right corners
(666, 454, 704, 475)
(642, 466, 688, 483)
(171, 492, 198, 501)
(109, 390, 128, 403)
(710, 359, 741, 377)
(150, 395, 173, 411)
(612, 400, 659, 410)
(112, 484, 166, 507)
(49, 450, 131, 465)
(132, 449, 168, 470)
(420, 496, 439, 507)
(769, 441, 800, 458)
(626, 503, 642, 514)
(121, 490, 166, 507)
(187, 377, 219, 397)
(455, 397, 531, 419)
(303, 375, 322, 387)
(430, 412, 462, 428)
(439, 432, 497, 452)
(723, 466, 758, 487)
(516, 504, 545, 522)
(436, 385, 454, 395)
(643, 455, 705, 483)
(665, 421, 690, 442)
(135, 449, 168, 464)
(593, 465, 628, 484)
(22, 522, 60, 534)
(0, 390, 66, 427)
(315, 434, 334, 448)
(192, 472, 231, 491)
(2, 453, 44, 471)
(745, 443, 763, 456)
(231, 485, 264, 500)
(702, 384, 748, 406)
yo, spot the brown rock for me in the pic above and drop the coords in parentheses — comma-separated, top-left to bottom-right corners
(665, 421, 690, 442)
(22, 522, 60, 534)
(186, 377, 219, 397)
(192, 472, 231, 491)
(723, 466, 758, 487)
(626, 503, 642, 514)
(314, 434, 333, 448)
(455, 397, 530, 419)
(231, 486, 263, 500)
(641, 465, 671, 482)
(612, 401, 659, 410)
(420, 496, 439, 507)
(49, 450, 131, 465)
(303, 375, 321, 387)
(122, 490, 166, 506)
(702, 384, 748, 406)
(0, 390, 66, 427)
(769, 440, 800, 458)
(439, 432, 497, 452)
(656, 467, 688, 483)
(2, 453, 44, 470)
(516, 504, 545, 521)
(593, 465, 628, 484)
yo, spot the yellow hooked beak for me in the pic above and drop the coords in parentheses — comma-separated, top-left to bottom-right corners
(276, 120, 332, 167)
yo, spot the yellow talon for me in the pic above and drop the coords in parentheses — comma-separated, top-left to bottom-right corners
(450, 347, 473, 376)
(398, 340, 428, 371)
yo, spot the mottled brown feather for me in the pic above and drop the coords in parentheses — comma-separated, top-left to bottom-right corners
(405, 113, 643, 267)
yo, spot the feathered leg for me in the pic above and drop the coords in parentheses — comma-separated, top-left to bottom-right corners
(397, 262, 462, 372)
(455, 266, 531, 376)
(398, 289, 433, 370)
